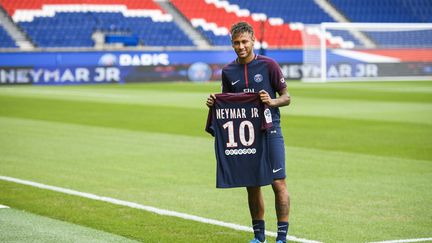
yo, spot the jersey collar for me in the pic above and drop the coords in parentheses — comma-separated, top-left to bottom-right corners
(235, 54, 258, 64)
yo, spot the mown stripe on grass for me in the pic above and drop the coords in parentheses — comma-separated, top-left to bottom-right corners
(0, 180, 252, 243)
(0, 86, 208, 109)
(1, 84, 432, 125)
(1, 94, 430, 161)
(369, 238, 432, 243)
(0, 176, 321, 243)
(2, 81, 432, 104)
(0, 208, 139, 243)
(284, 96, 432, 125)
(288, 82, 432, 103)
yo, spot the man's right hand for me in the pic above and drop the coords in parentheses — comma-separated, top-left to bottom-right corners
(206, 94, 216, 108)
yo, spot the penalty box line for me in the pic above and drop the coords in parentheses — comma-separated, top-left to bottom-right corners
(0, 175, 321, 243)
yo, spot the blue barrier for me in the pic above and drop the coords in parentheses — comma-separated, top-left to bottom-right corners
(0, 50, 303, 67)
(0, 49, 303, 84)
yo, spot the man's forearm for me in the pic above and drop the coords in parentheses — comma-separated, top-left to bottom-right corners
(271, 93, 291, 108)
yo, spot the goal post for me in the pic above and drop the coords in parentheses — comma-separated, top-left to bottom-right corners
(302, 22, 432, 82)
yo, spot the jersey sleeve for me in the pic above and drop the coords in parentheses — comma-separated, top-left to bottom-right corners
(205, 106, 215, 136)
(268, 60, 287, 93)
(221, 70, 231, 93)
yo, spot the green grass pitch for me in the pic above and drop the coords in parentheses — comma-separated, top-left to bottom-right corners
(0, 81, 431, 242)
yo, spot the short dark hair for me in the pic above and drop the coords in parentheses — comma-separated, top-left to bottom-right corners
(230, 21, 254, 40)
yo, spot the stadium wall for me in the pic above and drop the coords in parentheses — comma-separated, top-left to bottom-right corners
(0, 50, 305, 85)
(3, 48, 427, 85)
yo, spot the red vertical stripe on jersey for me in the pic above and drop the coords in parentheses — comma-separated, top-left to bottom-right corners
(244, 64, 249, 88)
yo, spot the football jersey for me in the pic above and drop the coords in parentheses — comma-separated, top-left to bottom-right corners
(221, 54, 287, 125)
(206, 92, 273, 188)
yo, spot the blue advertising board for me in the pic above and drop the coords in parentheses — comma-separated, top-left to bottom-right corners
(0, 50, 303, 85)
(0, 49, 302, 66)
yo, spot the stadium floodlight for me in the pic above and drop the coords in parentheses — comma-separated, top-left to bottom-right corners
(302, 22, 432, 82)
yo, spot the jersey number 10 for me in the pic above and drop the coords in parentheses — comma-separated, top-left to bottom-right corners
(223, 120, 255, 148)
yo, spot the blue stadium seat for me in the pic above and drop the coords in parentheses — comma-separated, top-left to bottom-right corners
(18, 12, 194, 48)
(196, 26, 231, 46)
(327, 29, 361, 46)
(227, 0, 335, 24)
(0, 26, 18, 48)
(330, 0, 432, 23)
(367, 30, 432, 47)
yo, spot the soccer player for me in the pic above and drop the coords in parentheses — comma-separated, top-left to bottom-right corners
(206, 21, 291, 243)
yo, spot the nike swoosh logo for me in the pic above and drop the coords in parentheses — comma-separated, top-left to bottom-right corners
(231, 80, 240, 85)
(273, 168, 283, 173)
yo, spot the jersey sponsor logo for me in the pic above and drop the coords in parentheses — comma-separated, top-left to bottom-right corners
(264, 108, 272, 123)
(243, 88, 255, 93)
(225, 148, 257, 156)
(231, 79, 240, 85)
(254, 74, 263, 83)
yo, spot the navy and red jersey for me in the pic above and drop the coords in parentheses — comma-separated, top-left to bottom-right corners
(206, 92, 273, 188)
(221, 54, 287, 125)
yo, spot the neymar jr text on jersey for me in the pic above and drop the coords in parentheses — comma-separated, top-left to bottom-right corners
(215, 107, 260, 120)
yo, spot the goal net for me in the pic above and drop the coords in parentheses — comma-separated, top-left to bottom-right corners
(302, 23, 432, 82)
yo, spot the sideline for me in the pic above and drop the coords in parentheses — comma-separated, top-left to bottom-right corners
(0, 175, 321, 243)
(0, 204, 10, 209)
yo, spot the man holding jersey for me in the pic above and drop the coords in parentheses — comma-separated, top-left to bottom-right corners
(206, 21, 291, 243)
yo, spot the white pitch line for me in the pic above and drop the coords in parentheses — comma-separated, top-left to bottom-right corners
(0, 175, 321, 243)
(369, 238, 432, 243)
(0, 204, 10, 209)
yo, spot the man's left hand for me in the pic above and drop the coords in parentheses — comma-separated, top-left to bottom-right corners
(259, 90, 275, 107)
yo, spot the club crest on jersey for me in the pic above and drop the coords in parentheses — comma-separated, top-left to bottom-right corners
(254, 74, 263, 83)
(264, 108, 272, 123)
(280, 77, 285, 83)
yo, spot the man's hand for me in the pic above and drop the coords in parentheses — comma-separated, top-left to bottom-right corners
(259, 89, 291, 108)
(206, 94, 216, 108)
(259, 90, 276, 107)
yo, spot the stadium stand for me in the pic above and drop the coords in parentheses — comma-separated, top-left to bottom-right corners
(328, 0, 432, 47)
(171, 0, 358, 48)
(367, 30, 432, 47)
(227, 0, 334, 24)
(170, 0, 319, 48)
(0, 0, 194, 47)
(330, 0, 432, 23)
(0, 0, 430, 49)
(0, 25, 17, 48)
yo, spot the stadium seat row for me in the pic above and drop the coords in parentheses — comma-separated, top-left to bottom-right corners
(0, 0, 430, 48)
